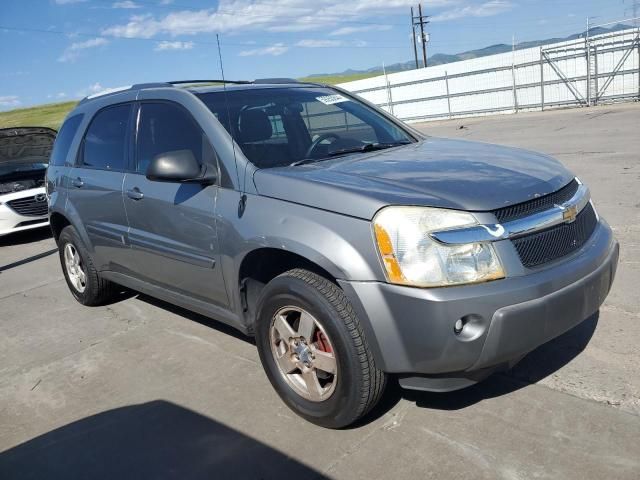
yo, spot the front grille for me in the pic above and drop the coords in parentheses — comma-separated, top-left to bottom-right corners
(493, 179, 580, 223)
(513, 203, 598, 268)
(6, 196, 48, 217)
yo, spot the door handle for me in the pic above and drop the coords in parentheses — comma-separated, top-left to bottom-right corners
(71, 177, 84, 188)
(126, 188, 144, 200)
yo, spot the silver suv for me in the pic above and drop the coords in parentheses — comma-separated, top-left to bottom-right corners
(47, 79, 619, 428)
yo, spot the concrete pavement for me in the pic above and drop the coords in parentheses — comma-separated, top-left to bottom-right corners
(1, 103, 639, 479)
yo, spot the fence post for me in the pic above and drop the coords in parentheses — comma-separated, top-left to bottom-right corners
(512, 35, 518, 113)
(382, 62, 394, 115)
(586, 17, 592, 106)
(593, 45, 598, 105)
(540, 47, 545, 111)
(445, 70, 452, 119)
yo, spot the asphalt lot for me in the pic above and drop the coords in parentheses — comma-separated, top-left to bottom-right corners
(1, 103, 639, 479)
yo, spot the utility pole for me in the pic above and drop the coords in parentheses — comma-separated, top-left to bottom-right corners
(411, 7, 419, 69)
(411, 4, 430, 68)
(624, 0, 640, 26)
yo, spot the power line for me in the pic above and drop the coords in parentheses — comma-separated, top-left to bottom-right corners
(0, 25, 408, 49)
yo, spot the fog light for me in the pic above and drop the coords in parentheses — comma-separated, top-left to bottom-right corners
(454, 319, 464, 335)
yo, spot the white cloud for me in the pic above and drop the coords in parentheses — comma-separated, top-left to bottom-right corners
(239, 43, 289, 56)
(113, 1, 141, 8)
(57, 92, 68, 98)
(431, 0, 513, 22)
(296, 39, 343, 48)
(160, 0, 173, 4)
(154, 40, 194, 51)
(76, 82, 106, 97)
(0, 95, 20, 108)
(330, 25, 392, 36)
(54, 0, 87, 4)
(101, 1, 459, 39)
(58, 37, 109, 63)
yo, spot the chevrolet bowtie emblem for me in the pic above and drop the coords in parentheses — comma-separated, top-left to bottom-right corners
(562, 204, 578, 223)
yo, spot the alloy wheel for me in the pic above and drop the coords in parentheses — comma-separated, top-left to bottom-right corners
(269, 306, 338, 402)
(63, 243, 87, 293)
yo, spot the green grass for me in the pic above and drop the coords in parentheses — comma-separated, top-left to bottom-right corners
(0, 72, 382, 131)
(297, 72, 381, 85)
(0, 101, 77, 131)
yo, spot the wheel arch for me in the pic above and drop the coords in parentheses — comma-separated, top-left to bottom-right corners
(49, 211, 71, 243)
(49, 205, 92, 252)
(237, 247, 338, 332)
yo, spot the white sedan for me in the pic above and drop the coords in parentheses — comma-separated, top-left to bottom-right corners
(0, 127, 56, 237)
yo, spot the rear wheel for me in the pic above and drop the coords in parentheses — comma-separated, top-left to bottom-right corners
(255, 269, 386, 428)
(58, 225, 116, 306)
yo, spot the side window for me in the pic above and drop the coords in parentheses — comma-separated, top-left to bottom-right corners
(50, 114, 83, 166)
(136, 102, 212, 175)
(82, 104, 131, 171)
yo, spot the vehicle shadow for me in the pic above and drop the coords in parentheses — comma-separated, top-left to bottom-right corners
(0, 400, 328, 480)
(0, 226, 52, 247)
(377, 312, 599, 415)
(119, 290, 597, 424)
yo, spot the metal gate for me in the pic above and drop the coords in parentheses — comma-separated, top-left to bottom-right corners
(541, 28, 640, 109)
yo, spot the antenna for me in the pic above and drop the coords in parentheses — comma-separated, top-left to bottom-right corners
(216, 34, 246, 214)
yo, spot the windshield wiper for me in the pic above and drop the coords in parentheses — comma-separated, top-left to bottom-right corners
(290, 141, 411, 167)
(327, 141, 411, 158)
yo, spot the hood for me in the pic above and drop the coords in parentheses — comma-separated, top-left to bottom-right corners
(0, 127, 57, 165)
(253, 137, 574, 219)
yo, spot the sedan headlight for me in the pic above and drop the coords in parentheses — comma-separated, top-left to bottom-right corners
(373, 206, 505, 287)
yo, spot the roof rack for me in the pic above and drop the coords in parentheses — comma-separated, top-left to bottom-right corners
(78, 78, 306, 104)
(253, 78, 299, 84)
(169, 79, 252, 85)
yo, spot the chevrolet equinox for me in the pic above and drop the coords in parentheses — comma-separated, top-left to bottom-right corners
(47, 80, 619, 428)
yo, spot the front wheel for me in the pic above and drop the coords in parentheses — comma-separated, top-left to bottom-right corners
(255, 269, 387, 428)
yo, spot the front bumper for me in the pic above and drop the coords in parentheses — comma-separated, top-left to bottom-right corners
(339, 220, 618, 391)
(0, 189, 49, 236)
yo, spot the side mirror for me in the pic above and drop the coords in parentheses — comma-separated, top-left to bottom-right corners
(145, 150, 216, 185)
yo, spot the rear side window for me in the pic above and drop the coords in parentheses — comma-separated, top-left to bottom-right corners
(135, 102, 213, 175)
(82, 104, 131, 171)
(50, 114, 83, 166)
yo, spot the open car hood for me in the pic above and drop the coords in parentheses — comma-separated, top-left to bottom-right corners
(0, 127, 57, 165)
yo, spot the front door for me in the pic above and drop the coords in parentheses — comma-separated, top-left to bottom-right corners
(66, 103, 132, 271)
(122, 101, 228, 307)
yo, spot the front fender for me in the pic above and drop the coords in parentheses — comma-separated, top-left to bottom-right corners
(216, 190, 386, 311)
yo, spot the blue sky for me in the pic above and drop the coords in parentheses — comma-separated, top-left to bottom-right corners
(0, 0, 628, 110)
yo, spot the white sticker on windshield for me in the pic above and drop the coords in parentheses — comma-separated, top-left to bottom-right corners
(316, 94, 349, 105)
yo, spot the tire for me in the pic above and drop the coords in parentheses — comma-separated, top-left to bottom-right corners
(255, 268, 387, 428)
(58, 225, 117, 306)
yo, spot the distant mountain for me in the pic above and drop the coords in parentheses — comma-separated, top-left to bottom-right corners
(307, 24, 633, 78)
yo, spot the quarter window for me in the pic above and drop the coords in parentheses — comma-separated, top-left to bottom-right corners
(136, 102, 213, 175)
(82, 104, 131, 171)
(50, 114, 83, 166)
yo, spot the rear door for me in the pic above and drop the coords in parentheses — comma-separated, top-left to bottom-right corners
(122, 100, 228, 307)
(66, 103, 132, 271)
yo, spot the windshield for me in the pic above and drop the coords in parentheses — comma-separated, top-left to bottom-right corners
(196, 86, 414, 168)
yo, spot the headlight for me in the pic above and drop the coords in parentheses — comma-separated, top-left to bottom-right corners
(373, 206, 505, 287)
